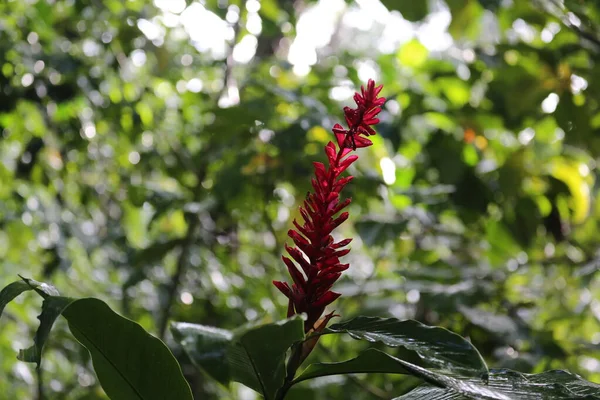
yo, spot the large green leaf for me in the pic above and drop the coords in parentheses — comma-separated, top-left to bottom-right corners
(294, 348, 497, 398)
(172, 316, 305, 399)
(171, 322, 233, 385)
(18, 296, 74, 366)
(326, 317, 488, 377)
(62, 298, 193, 400)
(6, 277, 193, 399)
(395, 369, 600, 399)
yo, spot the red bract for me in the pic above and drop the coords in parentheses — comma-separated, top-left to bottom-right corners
(273, 79, 385, 332)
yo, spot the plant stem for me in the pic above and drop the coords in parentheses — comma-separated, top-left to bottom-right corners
(36, 366, 44, 400)
(275, 343, 304, 400)
(157, 215, 199, 340)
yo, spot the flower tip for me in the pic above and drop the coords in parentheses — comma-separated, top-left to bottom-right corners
(273, 281, 292, 297)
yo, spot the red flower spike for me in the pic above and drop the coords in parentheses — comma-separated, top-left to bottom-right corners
(273, 280, 292, 298)
(332, 238, 352, 248)
(282, 257, 307, 289)
(274, 80, 385, 332)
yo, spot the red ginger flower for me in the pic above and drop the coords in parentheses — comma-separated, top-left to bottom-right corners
(273, 80, 385, 332)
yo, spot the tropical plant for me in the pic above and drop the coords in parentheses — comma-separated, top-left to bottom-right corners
(2, 80, 599, 399)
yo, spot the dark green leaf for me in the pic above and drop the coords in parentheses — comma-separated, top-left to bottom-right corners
(124, 239, 186, 289)
(228, 316, 305, 400)
(133, 238, 185, 266)
(62, 298, 193, 400)
(458, 305, 520, 343)
(395, 369, 600, 400)
(380, 0, 429, 21)
(18, 296, 74, 366)
(170, 322, 233, 385)
(172, 316, 305, 399)
(326, 317, 488, 377)
(477, 0, 501, 10)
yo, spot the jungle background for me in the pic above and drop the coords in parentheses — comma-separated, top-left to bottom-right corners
(1, 0, 600, 398)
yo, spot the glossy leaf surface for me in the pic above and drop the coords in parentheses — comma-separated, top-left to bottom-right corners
(171, 322, 233, 385)
(326, 317, 488, 377)
(395, 369, 600, 400)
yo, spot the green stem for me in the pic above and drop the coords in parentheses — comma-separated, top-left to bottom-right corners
(275, 343, 303, 400)
(36, 366, 44, 400)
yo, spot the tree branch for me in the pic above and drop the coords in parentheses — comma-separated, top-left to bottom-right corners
(541, 0, 600, 50)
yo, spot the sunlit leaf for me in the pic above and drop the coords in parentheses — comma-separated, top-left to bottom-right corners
(395, 370, 600, 399)
(397, 40, 429, 68)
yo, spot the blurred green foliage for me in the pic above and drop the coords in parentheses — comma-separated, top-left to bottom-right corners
(1, 0, 600, 398)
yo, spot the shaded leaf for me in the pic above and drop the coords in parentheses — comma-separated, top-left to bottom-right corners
(228, 316, 305, 400)
(458, 305, 520, 343)
(124, 238, 186, 289)
(133, 238, 185, 266)
(355, 218, 408, 247)
(170, 322, 233, 385)
(172, 316, 305, 399)
(294, 348, 413, 383)
(326, 316, 488, 377)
